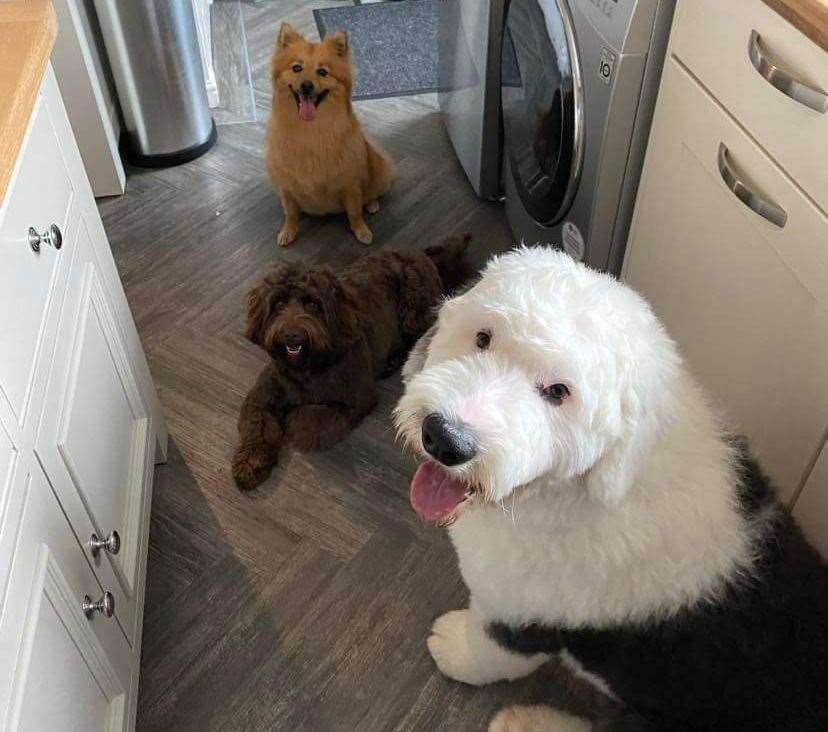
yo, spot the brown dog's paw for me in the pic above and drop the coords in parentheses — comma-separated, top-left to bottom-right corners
(277, 225, 297, 247)
(285, 406, 351, 451)
(366, 199, 380, 214)
(351, 222, 373, 245)
(231, 443, 277, 491)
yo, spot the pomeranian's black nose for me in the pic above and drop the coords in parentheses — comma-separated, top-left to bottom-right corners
(299, 80, 315, 96)
(421, 413, 477, 467)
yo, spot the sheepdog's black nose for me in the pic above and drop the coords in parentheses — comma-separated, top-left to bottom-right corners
(299, 80, 315, 96)
(421, 413, 477, 467)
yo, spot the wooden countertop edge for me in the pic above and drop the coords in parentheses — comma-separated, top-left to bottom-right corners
(0, 3, 58, 207)
(761, 0, 828, 52)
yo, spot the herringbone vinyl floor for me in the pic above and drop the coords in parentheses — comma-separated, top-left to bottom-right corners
(98, 2, 577, 729)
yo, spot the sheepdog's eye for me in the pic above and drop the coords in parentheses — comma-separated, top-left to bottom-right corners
(317, 67, 329, 77)
(291, 64, 303, 73)
(539, 383, 570, 405)
(475, 330, 491, 350)
(302, 296, 320, 312)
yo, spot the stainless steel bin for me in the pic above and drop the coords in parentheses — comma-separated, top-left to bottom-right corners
(93, 0, 217, 167)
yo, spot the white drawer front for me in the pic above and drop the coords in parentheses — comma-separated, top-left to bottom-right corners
(0, 462, 131, 730)
(672, 0, 828, 212)
(626, 59, 828, 500)
(0, 95, 74, 427)
(793, 440, 828, 559)
(35, 212, 154, 645)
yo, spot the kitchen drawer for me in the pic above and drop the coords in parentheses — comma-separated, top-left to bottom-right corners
(625, 59, 828, 500)
(0, 93, 75, 427)
(0, 461, 131, 728)
(672, 0, 828, 212)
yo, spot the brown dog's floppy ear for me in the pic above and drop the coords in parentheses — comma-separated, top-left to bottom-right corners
(315, 271, 360, 346)
(278, 22, 302, 50)
(244, 278, 272, 347)
(325, 30, 349, 57)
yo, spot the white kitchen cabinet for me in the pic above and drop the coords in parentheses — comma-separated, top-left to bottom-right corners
(0, 460, 131, 731)
(794, 440, 828, 559)
(0, 64, 164, 730)
(624, 0, 828, 516)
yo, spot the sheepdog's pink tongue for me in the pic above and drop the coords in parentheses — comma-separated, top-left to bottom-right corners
(298, 97, 316, 121)
(410, 462, 467, 524)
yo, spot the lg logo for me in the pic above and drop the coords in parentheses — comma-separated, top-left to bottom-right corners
(598, 48, 616, 86)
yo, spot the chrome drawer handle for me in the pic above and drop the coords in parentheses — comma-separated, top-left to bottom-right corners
(82, 591, 115, 619)
(717, 144, 787, 228)
(749, 31, 828, 113)
(28, 223, 63, 253)
(89, 530, 121, 557)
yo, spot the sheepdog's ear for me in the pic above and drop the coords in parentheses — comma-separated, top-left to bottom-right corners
(325, 30, 349, 57)
(584, 386, 652, 505)
(402, 324, 437, 385)
(278, 23, 303, 50)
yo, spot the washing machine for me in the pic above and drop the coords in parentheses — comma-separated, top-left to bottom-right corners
(502, 0, 676, 273)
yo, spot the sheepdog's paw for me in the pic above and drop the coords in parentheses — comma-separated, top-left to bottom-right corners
(427, 610, 548, 686)
(489, 705, 592, 732)
(366, 199, 380, 214)
(277, 225, 297, 247)
(351, 222, 373, 245)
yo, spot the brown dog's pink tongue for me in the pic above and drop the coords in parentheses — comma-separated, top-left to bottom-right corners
(410, 462, 468, 523)
(298, 97, 316, 121)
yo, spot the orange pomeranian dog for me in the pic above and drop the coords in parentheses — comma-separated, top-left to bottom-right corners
(265, 23, 395, 246)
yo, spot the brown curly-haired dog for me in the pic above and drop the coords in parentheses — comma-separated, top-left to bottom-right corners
(232, 234, 471, 491)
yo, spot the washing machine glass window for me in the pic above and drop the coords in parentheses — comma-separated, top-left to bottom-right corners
(502, 0, 584, 227)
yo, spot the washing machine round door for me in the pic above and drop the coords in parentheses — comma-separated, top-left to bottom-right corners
(502, 0, 584, 226)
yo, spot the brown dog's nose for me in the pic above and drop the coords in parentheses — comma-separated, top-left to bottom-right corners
(282, 330, 305, 347)
(299, 80, 314, 96)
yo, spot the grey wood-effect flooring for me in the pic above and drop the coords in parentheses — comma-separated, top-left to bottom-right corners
(97, 2, 580, 729)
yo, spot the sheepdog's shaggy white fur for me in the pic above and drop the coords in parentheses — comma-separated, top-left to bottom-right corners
(394, 247, 769, 728)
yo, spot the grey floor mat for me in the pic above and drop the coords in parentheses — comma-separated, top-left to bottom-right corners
(313, 0, 439, 100)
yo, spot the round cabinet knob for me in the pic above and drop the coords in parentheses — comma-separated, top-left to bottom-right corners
(28, 223, 63, 253)
(89, 529, 121, 557)
(82, 591, 115, 619)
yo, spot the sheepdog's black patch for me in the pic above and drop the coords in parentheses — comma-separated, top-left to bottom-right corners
(488, 443, 828, 731)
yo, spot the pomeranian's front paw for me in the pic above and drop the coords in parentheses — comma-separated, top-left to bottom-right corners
(351, 222, 373, 245)
(277, 225, 297, 247)
(231, 443, 277, 491)
(366, 199, 380, 214)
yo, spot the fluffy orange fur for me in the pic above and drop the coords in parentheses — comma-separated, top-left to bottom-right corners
(265, 23, 395, 246)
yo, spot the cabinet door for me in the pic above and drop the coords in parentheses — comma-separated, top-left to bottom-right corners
(793, 440, 828, 559)
(624, 59, 828, 503)
(0, 93, 74, 429)
(35, 207, 154, 644)
(0, 459, 132, 731)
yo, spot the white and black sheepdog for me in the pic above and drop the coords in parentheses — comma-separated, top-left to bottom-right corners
(394, 247, 827, 731)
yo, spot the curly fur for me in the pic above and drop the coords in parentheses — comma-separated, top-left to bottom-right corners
(266, 23, 395, 246)
(395, 247, 828, 731)
(232, 235, 470, 491)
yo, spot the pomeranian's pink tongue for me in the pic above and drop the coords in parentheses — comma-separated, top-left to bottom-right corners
(410, 461, 468, 524)
(298, 97, 316, 121)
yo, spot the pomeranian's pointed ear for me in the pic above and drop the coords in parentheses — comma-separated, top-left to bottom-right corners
(325, 30, 349, 57)
(278, 23, 302, 49)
